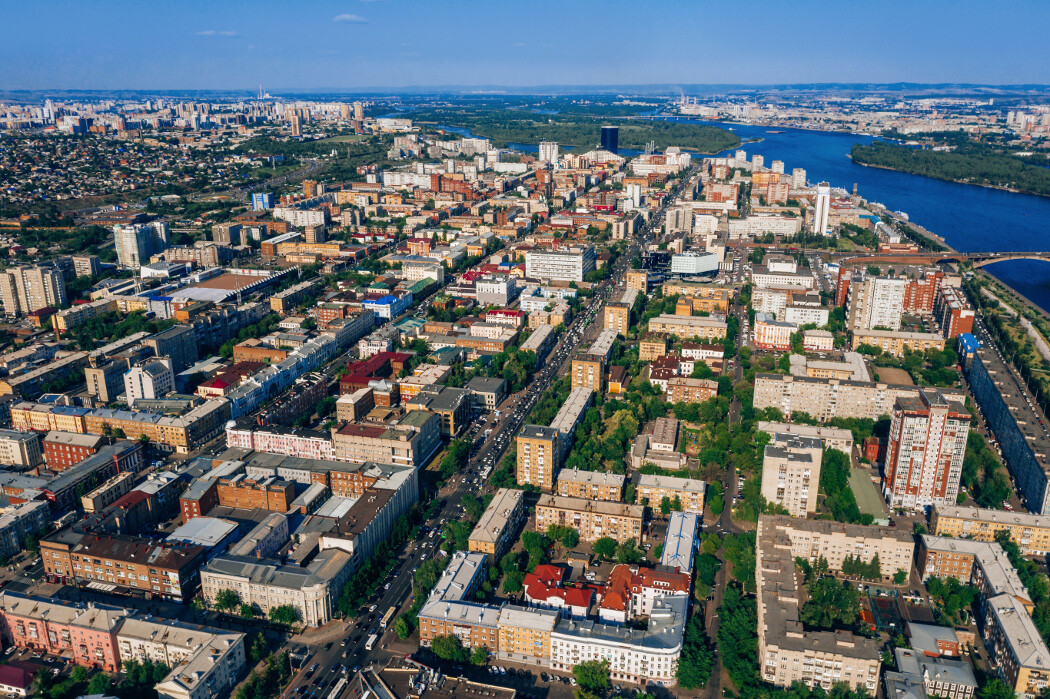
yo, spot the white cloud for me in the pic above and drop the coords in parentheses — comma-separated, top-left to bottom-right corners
(333, 13, 368, 23)
(196, 30, 238, 37)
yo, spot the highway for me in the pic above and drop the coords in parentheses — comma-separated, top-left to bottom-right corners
(278, 170, 691, 699)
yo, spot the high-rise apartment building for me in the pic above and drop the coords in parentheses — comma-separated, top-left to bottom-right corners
(538, 141, 559, 163)
(516, 425, 561, 490)
(251, 192, 274, 211)
(571, 354, 604, 392)
(760, 434, 822, 517)
(124, 359, 175, 405)
(791, 168, 807, 188)
(525, 248, 596, 282)
(884, 389, 970, 510)
(603, 302, 630, 336)
(0, 265, 67, 316)
(114, 223, 168, 269)
(600, 126, 619, 154)
(353, 101, 364, 121)
(847, 276, 907, 332)
(289, 115, 302, 137)
(812, 182, 830, 235)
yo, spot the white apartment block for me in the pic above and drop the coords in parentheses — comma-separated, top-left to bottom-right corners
(225, 424, 335, 461)
(848, 277, 906, 332)
(549, 596, 687, 688)
(272, 207, 327, 227)
(525, 248, 596, 282)
(124, 359, 175, 405)
(784, 304, 829, 327)
(760, 435, 822, 517)
(117, 618, 246, 699)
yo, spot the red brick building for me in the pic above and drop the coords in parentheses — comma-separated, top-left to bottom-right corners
(42, 432, 105, 472)
(179, 478, 219, 523)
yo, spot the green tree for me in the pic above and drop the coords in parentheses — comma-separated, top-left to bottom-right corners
(677, 613, 715, 688)
(659, 496, 672, 516)
(800, 577, 860, 630)
(394, 616, 411, 640)
(593, 537, 616, 561)
(561, 528, 580, 549)
(470, 646, 489, 666)
(215, 589, 241, 612)
(977, 678, 1020, 699)
(615, 538, 643, 564)
(893, 569, 908, 585)
(239, 603, 255, 619)
(268, 605, 299, 626)
(86, 674, 112, 695)
(572, 660, 610, 693)
(431, 635, 470, 663)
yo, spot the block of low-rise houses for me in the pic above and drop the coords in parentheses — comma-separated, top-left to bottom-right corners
(646, 314, 727, 341)
(0, 430, 42, 468)
(534, 495, 643, 543)
(41, 528, 207, 602)
(635, 474, 705, 514)
(931, 505, 1050, 557)
(331, 410, 443, 468)
(468, 488, 524, 559)
(0, 592, 128, 671)
(215, 474, 295, 513)
(117, 617, 246, 699)
(888, 648, 977, 699)
(665, 377, 717, 404)
(756, 515, 914, 693)
(556, 469, 625, 502)
(984, 593, 1050, 699)
(756, 421, 854, 455)
(760, 434, 822, 518)
(917, 536, 1033, 611)
(753, 373, 964, 422)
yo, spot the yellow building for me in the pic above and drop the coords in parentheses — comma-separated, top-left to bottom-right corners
(603, 303, 631, 336)
(516, 425, 561, 490)
(638, 336, 667, 361)
(571, 355, 604, 392)
(468, 488, 524, 559)
(557, 469, 625, 502)
(932, 505, 1050, 557)
(625, 270, 650, 293)
(850, 329, 945, 358)
(497, 607, 559, 666)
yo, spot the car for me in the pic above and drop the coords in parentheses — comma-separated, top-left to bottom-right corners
(499, 667, 506, 675)
(369, 605, 377, 612)
(323, 642, 333, 651)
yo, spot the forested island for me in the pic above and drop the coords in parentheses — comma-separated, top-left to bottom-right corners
(851, 141, 1050, 197)
(410, 106, 741, 153)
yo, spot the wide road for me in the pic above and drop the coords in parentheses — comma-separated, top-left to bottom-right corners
(280, 170, 693, 699)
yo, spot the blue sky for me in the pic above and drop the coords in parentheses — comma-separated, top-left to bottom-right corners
(2, 0, 1048, 91)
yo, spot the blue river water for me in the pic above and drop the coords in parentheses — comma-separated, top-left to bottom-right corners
(435, 117, 1050, 312)
(664, 118, 1050, 313)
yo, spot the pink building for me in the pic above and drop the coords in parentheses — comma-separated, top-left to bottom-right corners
(0, 592, 127, 672)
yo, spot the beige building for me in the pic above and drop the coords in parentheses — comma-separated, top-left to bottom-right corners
(851, 329, 946, 358)
(516, 425, 561, 490)
(756, 515, 913, 694)
(665, 377, 718, 404)
(756, 421, 854, 455)
(647, 314, 727, 341)
(635, 474, 706, 514)
(0, 265, 67, 316)
(556, 469, 625, 502)
(603, 303, 631, 336)
(753, 373, 964, 423)
(535, 495, 643, 543)
(638, 336, 667, 361)
(116, 618, 246, 699)
(625, 270, 650, 293)
(932, 505, 1050, 557)
(0, 430, 41, 468)
(468, 488, 525, 559)
(760, 435, 823, 518)
(571, 355, 604, 392)
(497, 606, 559, 666)
(330, 411, 442, 468)
(984, 593, 1050, 699)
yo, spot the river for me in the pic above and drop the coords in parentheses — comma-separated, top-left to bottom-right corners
(657, 117, 1050, 313)
(436, 116, 1050, 313)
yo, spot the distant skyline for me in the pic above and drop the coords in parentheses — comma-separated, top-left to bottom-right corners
(3, 0, 1048, 91)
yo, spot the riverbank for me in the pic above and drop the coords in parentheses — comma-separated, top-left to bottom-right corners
(850, 141, 1050, 199)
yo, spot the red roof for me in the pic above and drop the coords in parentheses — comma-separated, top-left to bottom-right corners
(199, 377, 232, 390)
(0, 665, 33, 690)
(523, 567, 593, 609)
(111, 489, 151, 510)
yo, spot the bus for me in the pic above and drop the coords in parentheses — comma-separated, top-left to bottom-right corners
(365, 634, 378, 651)
(380, 606, 396, 629)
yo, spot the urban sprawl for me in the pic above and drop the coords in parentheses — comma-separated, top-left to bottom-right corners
(0, 96, 1047, 699)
